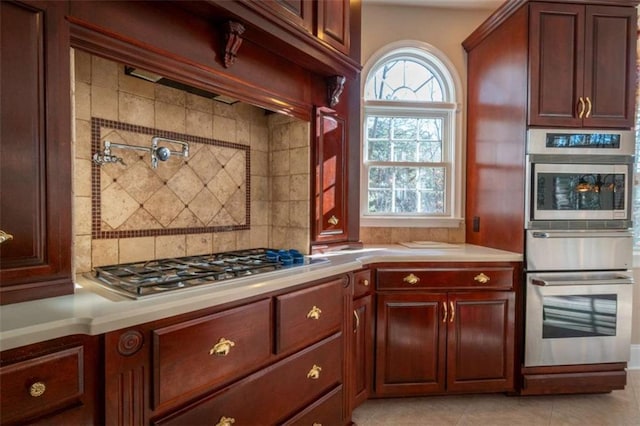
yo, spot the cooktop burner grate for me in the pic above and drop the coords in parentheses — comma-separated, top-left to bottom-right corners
(88, 248, 323, 298)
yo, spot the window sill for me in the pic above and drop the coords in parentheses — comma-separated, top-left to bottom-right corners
(360, 216, 464, 228)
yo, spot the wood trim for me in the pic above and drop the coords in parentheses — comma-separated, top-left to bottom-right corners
(68, 20, 312, 121)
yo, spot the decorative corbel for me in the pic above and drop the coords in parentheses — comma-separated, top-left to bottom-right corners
(223, 21, 245, 68)
(327, 75, 346, 107)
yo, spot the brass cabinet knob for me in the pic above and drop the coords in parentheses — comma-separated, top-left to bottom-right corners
(474, 273, 490, 284)
(307, 364, 322, 380)
(209, 338, 235, 356)
(328, 215, 339, 226)
(0, 230, 13, 244)
(215, 416, 235, 426)
(403, 273, 420, 285)
(29, 381, 46, 397)
(362, 279, 369, 287)
(307, 306, 322, 320)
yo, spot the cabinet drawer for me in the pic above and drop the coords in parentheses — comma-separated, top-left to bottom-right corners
(353, 269, 372, 298)
(152, 299, 272, 407)
(282, 385, 343, 425)
(276, 278, 343, 353)
(377, 267, 514, 290)
(0, 346, 83, 424)
(154, 333, 343, 426)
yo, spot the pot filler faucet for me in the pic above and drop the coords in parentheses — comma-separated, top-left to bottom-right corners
(93, 136, 189, 168)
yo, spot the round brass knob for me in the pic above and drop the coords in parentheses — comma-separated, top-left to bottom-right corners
(29, 382, 46, 397)
(362, 279, 369, 286)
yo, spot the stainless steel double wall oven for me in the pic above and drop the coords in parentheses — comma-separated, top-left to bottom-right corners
(524, 129, 635, 367)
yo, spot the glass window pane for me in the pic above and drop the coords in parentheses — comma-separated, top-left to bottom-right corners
(367, 116, 391, 140)
(394, 167, 417, 189)
(418, 118, 442, 141)
(394, 190, 418, 212)
(392, 117, 418, 140)
(368, 141, 391, 161)
(417, 142, 442, 162)
(420, 191, 444, 213)
(392, 141, 416, 162)
(368, 167, 393, 189)
(368, 189, 392, 213)
(364, 58, 444, 102)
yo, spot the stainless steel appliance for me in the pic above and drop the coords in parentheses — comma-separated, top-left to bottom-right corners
(86, 248, 328, 299)
(523, 128, 635, 368)
(525, 129, 634, 229)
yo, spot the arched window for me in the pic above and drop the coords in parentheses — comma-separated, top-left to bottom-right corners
(361, 42, 463, 227)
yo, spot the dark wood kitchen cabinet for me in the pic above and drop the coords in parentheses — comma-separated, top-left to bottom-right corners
(463, 0, 638, 254)
(0, 0, 73, 305)
(104, 275, 349, 426)
(351, 269, 374, 410)
(313, 107, 349, 245)
(374, 264, 517, 397)
(0, 335, 101, 426)
(528, 2, 636, 128)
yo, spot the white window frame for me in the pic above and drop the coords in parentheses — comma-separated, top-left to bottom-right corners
(360, 41, 464, 228)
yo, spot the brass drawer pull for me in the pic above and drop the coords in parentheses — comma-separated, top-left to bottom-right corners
(403, 273, 420, 285)
(209, 338, 235, 356)
(29, 381, 46, 397)
(328, 215, 339, 225)
(578, 96, 586, 119)
(449, 301, 455, 323)
(307, 364, 322, 380)
(215, 416, 235, 426)
(0, 230, 13, 244)
(474, 273, 490, 284)
(442, 301, 448, 322)
(307, 306, 322, 320)
(585, 96, 592, 118)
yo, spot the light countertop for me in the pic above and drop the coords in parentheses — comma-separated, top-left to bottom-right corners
(0, 244, 522, 351)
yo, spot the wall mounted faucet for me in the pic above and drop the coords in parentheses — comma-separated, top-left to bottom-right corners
(93, 136, 189, 168)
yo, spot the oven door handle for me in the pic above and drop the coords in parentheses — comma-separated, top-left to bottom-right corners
(531, 277, 634, 287)
(531, 231, 632, 239)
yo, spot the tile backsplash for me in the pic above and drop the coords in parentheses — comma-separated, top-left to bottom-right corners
(72, 50, 310, 273)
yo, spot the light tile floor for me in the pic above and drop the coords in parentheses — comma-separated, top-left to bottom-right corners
(352, 370, 640, 426)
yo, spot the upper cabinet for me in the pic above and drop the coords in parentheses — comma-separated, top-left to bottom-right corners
(317, 0, 350, 54)
(0, 0, 73, 304)
(528, 2, 636, 128)
(313, 107, 348, 244)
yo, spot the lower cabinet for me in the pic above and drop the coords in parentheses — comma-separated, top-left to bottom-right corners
(104, 275, 349, 426)
(0, 335, 100, 426)
(374, 264, 517, 397)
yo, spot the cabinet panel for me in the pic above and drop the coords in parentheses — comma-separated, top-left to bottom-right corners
(353, 269, 372, 298)
(0, 347, 83, 425)
(152, 299, 272, 407)
(528, 2, 584, 127)
(313, 107, 348, 244)
(0, 0, 72, 304)
(317, 0, 350, 54)
(583, 5, 636, 128)
(375, 293, 447, 395)
(154, 333, 343, 426)
(282, 385, 343, 425)
(377, 267, 514, 291)
(446, 292, 515, 393)
(352, 294, 373, 408)
(261, 0, 313, 32)
(276, 278, 343, 354)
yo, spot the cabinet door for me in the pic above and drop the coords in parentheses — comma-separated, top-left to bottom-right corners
(528, 2, 584, 127)
(260, 0, 313, 33)
(0, 0, 72, 304)
(352, 294, 373, 408)
(446, 291, 515, 393)
(312, 107, 347, 244)
(583, 5, 636, 128)
(317, 0, 350, 54)
(375, 293, 446, 396)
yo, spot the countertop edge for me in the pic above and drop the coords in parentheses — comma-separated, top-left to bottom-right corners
(0, 245, 522, 351)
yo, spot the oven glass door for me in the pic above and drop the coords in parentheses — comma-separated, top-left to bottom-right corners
(531, 163, 629, 221)
(525, 272, 633, 367)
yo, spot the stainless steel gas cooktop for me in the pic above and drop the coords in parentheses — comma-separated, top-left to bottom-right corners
(87, 248, 327, 299)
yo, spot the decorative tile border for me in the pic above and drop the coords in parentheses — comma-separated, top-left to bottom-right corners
(91, 117, 251, 239)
